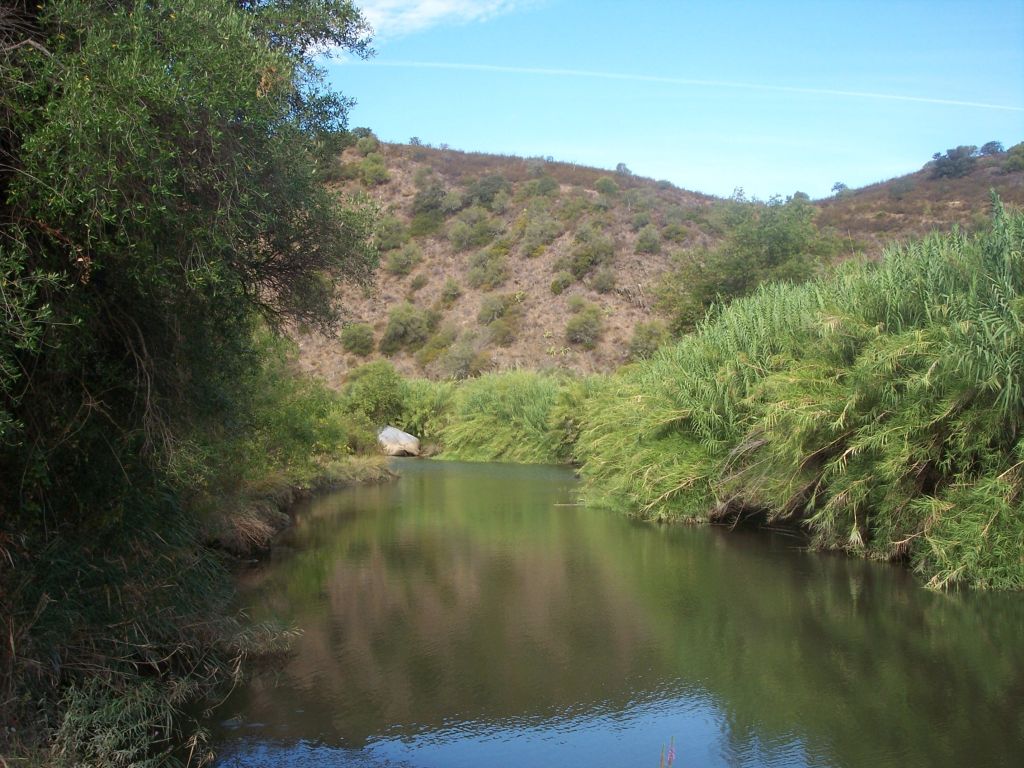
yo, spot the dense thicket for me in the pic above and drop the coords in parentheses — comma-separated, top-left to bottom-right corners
(1, 1, 374, 762)
(582, 200, 1024, 589)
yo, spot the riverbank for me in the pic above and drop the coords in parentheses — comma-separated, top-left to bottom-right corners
(377, 204, 1024, 590)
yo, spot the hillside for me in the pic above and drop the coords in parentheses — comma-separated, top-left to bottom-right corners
(295, 140, 1024, 385)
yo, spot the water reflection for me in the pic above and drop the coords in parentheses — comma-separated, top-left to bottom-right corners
(212, 460, 1024, 767)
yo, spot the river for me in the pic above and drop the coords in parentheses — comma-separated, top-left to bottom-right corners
(208, 459, 1024, 767)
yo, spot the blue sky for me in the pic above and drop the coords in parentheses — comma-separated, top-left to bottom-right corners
(326, 1, 1024, 199)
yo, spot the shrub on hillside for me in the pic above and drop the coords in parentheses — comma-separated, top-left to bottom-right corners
(628, 321, 668, 360)
(340, 323, 374, 356)
(466, 174, 512, 209)
(385, 243, 422, 276)
(595, 176, 618, 195)
(376, 214, 407, 251)
(468, 249, 508, 290)
(590, 268, 616, 294)
(521, 208, 562, 257)
(441, 278, 462, 305)
(565, 303, 603, 349)
(569, 226, 615, 278)
(635, 224, 661, 254)
(379, 303, 433, 354)
(360, 152, 389, 185)
(550, 271, 574, 295)
(1004, 143, 1024, 173)
(449, 205, 500, 251)
(355, 135, 380, 156)
(930, 146, 977, 179)
(409, 211, 444, 236)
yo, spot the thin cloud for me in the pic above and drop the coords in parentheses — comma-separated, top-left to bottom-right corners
(360, 1, 525, 38)
(367, 60, 1024, 112)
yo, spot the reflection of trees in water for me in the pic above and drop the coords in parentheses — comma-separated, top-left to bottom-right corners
(225, 465, 1024, 766)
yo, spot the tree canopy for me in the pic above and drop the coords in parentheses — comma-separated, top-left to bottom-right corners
(1, 0, 376, 758)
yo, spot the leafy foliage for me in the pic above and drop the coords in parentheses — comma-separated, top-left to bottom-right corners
(340, 322, 375, 356)
(0, 0, 374, 759)
(658, 194, 839, 333)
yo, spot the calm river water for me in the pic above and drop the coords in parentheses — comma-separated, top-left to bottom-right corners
(209, 459, 1024, 767)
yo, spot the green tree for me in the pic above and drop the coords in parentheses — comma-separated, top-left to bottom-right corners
(658, 194, 839, 333)
(930, 145, 978, 178)
(0, 0, 374, 759)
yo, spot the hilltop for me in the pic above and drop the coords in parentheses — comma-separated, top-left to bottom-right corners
(295, 139, 1024, 384)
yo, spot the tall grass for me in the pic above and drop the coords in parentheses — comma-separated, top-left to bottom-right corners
(438, 371, 572, 464)
(576, 200, 1024, 589)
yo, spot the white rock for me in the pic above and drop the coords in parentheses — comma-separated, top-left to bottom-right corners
(377, 426, 420, 456)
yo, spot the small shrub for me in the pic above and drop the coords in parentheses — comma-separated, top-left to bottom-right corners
(526, 175, 559, 197)
(379, 302, 431, 354)
(385, 243, 422, 276)
(477, 294, 510, 324)
(342, 360, 404, 425)
(569, 226, 615, 278)
(376, 214, 407, 251)
(595, 176, 618, 195)
(408, 274, 428, 294)
(628, 321, 668, 360)
(340, 322, 374, 356)
(550, 271, 574, 295)
(631, 212, 652, 232)
(440, 278, 462, 305)
(635, 224, 661, 254)
(521, 209, 562, 257)
(468, 249, 508, 290)
(590, 268, 616, 294)
(355, 135, 380, 156)
(449, 205, 500, 251)
(415, 325, 458, 367)
(466, 174, 511, 209)
(487, 317, 515, 346)
(360, 152, 389, 185)
(409, 211, 443, 236)
(662, 223, 688, 243)
(442, 335, 491, 379)
(565, 304, 603, 349)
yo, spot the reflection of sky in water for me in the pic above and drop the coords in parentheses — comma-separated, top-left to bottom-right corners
(216, 689, 825, 768)
(208, 460, 1024, 768)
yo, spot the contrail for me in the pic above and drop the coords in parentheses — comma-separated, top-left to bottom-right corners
(360, 60, 1024, 113)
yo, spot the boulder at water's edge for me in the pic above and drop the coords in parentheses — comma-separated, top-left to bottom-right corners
(378, 426, 420, 456)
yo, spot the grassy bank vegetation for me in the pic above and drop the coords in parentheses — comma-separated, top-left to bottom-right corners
(381, 203, 1023, 590)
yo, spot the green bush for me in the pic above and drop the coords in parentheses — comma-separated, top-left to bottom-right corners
(521, 208, 562, 257)
(376, 215, 407, 251)
(591, 268, 616, 294)
(635, 224, 661, 254)
(628, 321, 668, 360)
(550, 271, 574, 295)
(355, 135, 380, 156)
(408, 274, 428, 294)
(385, 243, 422, 276)
(340, 322, 375, 356)
(441, 278, 462, 305)
(565, 304, 603, 349)
(449, 205, 500, 250)
(1004, 142, 1024, 173)
(595, 176, 618, 195)
(415, 325, 458, 367)
(466, 174, 511, 209)
(487, 317, 516, 346)
(342, 360, 405, 426)
(578, 204, 1024, 589)
(409, 210, 444, 236)
(360, 152, 389, 185)
(568, 224, 615, 278)
(468, 249, 509, 290)
(379, 302, 432, 354)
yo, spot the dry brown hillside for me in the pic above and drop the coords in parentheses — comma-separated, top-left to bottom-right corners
(294, 140, 1024, 385)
